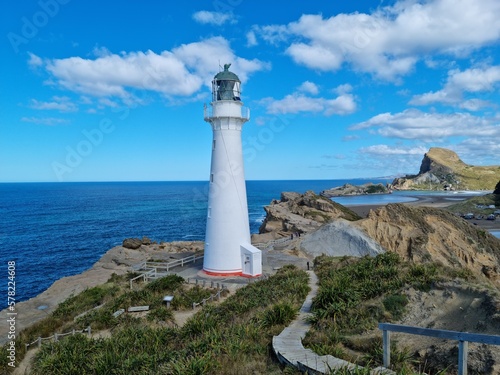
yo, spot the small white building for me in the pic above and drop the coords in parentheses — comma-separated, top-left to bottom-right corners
(202, 64, 262, 277)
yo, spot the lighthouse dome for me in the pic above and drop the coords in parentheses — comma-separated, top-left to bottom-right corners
(212, 63, 242, 101)
(214, 63, 240, 82)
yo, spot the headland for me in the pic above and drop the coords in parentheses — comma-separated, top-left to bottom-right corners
(2, 191, 497, 346)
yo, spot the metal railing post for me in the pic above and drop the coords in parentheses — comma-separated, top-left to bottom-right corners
(458, 340, 468, 375)
(383, 329, 391, 368)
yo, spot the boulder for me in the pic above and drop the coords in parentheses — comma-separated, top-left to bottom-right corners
(123, 238, 142, 249)
(300, 220, 385, 258)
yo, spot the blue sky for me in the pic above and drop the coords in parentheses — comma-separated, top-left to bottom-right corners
(1, 0, 500, 182)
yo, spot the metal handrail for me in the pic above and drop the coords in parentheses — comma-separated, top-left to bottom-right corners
(379, 323, 500, 375)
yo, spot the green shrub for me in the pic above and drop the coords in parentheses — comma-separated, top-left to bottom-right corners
(260, 302, 297, 327)
(145, 274, 184, 293)
(147, 306, 174, 323)
(383, 294, 408, 320)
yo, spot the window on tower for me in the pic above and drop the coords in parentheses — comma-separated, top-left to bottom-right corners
(212, 139, 216, 150)
(210, 173, 214, 183)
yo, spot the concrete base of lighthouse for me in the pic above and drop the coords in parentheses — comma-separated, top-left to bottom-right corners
(202, 243, 262, 277)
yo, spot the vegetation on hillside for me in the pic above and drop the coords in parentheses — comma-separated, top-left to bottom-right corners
(395, 148, 499, 190)
(303, 253, 474, 374)
(446, 193, 499, 216)
(6, 266, 309, 375)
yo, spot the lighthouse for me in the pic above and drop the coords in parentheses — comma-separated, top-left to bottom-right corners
(203, 64, 262, 277)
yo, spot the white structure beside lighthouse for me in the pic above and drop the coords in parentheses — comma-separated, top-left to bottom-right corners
(203, 64, 262, 277)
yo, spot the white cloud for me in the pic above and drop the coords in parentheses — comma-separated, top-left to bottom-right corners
(410, 65, 500, 109)
(98, 98, 120, 108)
(255, 0, 500, 81)
(27, 52, 43, 68)
(192, 11, 235, 25)
(21, 117, 70, 126)
(297, 81, 319, 95)
(92, 46, 112, 57)
(29, 96, 78, 112)
(246, 31, 257, 47)
(454, 137, 500, 165)
(253, 24, 290, 45)
(360, 144, 428, 155)
(324, 95, 357, 116)
(333, 84, 353, 95)
(35, 37, 268, 102)
(350, 109, 499, 141)
(264, 92, 356, 116)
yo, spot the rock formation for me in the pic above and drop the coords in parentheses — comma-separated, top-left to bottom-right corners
(257, 188, 500, 282)
(320, 182, 388, 197)
(355, 203, 500, 282)
(258, 191, 361, 240)
(300, 220, 385, 258)
(123, 238, 142, 249)
(494, 180, 500, 195)
(392, 147, 499, 190)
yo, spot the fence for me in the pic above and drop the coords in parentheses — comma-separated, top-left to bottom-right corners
(131, 254, 204, 273)
(379, 323, 500, 375)
(130, 254, 204, 289)
(186, 278, 227, 289)
(192, 287, 226, 309)
(25, 326, 91, 351)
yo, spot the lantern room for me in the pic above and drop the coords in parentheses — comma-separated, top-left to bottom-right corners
(212, 63, 242, 102)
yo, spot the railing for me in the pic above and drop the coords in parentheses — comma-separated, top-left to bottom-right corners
(25, 326, 91, 350)
(192, 287, 226, 309)
(186, 278, 226, 289)
(203, 104, 250, 120)
(132, 254, 203, 273)
(379, 323, 500, 375)
(130, 254, 204, 289)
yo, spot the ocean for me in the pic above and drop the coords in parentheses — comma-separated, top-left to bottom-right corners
(0, 179, 388, 308)
(0, 180, 496, 309)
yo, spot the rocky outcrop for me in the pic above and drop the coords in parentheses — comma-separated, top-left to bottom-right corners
(320, 183, 388, 197)
(300, 220, 385, 258)
(392, 147, 499, 190)
(257, 187, 500, 282)
(123, 238, 142, 249)
(258, 191, 361, 238)
(494, 180, 500, 195)
(355, 203, 500, 282)
(123, 237, 155, 249)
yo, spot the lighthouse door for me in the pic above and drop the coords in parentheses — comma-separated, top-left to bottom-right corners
(244, 255, 251, 274)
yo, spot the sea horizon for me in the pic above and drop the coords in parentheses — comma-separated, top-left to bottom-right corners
(1, 178, 394, 307)
(1, 179, 496, 308)
(0, 177, 400, 184)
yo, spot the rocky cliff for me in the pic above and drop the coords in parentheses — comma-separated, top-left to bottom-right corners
(258, 191, 361, 239)
(320, 182, 388, 197)
(355, 203, 500, 282)
(392, 147, 499, 190)
(258, 189, 500, 283)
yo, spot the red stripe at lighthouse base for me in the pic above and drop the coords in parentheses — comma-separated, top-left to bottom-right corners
(202, 268, 262, 278)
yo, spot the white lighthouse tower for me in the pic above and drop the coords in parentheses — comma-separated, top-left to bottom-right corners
(203, 64, 262, 277)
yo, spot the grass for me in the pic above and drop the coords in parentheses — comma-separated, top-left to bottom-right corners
(22, 265, 309, 375)
(303, 253, 471, 374)
(0, 272, 224, 374)
(446, 193, 499, 215)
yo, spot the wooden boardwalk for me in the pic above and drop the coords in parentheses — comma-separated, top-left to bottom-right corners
(272, 270, 394, 374)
